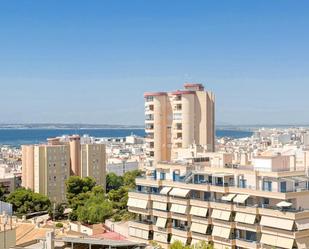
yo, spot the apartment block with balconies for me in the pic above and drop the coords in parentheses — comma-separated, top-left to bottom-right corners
(128, 155, 309, 249)
(144, 83, 215, 167)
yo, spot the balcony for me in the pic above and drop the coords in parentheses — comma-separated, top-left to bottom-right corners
(151, 193, 170, 203)
(145, 135, 154, 141)
(171, 226, 191, 237)
(128, 207, 152, 216)
(173, 136, 183, 142)
(136, 177, 161, 187)
(191, 235, 212, 245)
(235, 239, 259, 249)
(128, 190, 151, 200)
(153, 209, 171, 219)
(129, 220, 154, 231)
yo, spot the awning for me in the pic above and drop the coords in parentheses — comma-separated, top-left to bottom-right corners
(169, 188, 190, 198)
(153, 201, 167, 211)
(154, 232, 168, 243)
(170, 203, 187, 214)
(212, 173, 234, 177)
(296, 218, 309, 231)
(156, 217, 167, 228)
(211, 209, 221, 219)
(276, 201, 293, 208)
(296, 237, 309, 249)
(245, 214, 256, 224)
(127, 198, 148, 209)
(171, 235, 187, 244)
(221, 193, 236, 202)
(260, 216, 294, 231)
(190, 206, 208, 217)
(235, 212, 256, 224)
(211, 209, 231, 221)
(220, 210, 231, 221)
(160, 187, 172, 195)
(235, 212, 246, 223)
(212, 226, 231, 239)
(233, 194, 249, 203)
(191, 222, 208, 234)
(129, 227, 149, 240)
(261, 234, 294, 249)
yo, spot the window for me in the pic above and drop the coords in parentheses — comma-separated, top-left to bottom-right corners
(160, 172, 166, 180)
(204, 192, 211, 201)
(263, 181, 272, 191)
(280, 181, 287, 193)
(262, 198, 269, 205)
(173, 113, 182, 120)
(239, 179, 247, 188)
(145, 96, 154, 102)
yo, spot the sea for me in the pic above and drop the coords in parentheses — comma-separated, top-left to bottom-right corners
(0, 129, 253, 147)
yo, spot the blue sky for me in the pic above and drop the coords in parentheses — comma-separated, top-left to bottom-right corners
(0, 1, 308, 125)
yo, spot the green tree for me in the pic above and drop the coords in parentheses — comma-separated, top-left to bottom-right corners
(6, 188, 51, 215)
(107, 186, 129, 210)
(66, 176, 96, 204)
(0, 186, 5, 201)
(170, 240, 188, 249)
(169, 240, 213, 249)
(123, 170, 142, 188)
(76, 192, 113, 224)
(106, 173, 123, 192)
(191, 240, 214, 249)
(48, 203, 65, 221)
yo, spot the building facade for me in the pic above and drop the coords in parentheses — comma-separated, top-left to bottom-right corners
(128, 158, 309, 249)
(81, 143, 106, 187)
(22, 135, 106, 203)
(144, 83, 215, 166)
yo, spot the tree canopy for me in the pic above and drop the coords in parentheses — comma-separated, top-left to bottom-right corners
(66, 170, 142, 224)
(0, 186, 5, 201)
(48, 203, 65, 221)
(66, 176, 96, 205)
(106, 172, 123, 192)
(76, 191, 113, 224)
(6, 188, 51, 215)
(170, 240, 214, 249)
(123, 170, 142, 188)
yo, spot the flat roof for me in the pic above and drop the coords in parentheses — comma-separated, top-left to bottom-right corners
(44, 237, 146, 247)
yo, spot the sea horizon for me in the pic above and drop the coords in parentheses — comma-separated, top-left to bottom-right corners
(0, 128, 253, 147)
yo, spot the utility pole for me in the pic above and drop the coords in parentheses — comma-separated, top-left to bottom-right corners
(53, 202, 56, 232)
(3, 214, 8, 249)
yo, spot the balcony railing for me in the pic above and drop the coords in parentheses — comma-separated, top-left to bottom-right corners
(134, 219, 154, 225)
(172, 226, 190, 232)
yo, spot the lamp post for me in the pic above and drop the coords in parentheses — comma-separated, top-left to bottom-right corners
(3, 214, 8, 249)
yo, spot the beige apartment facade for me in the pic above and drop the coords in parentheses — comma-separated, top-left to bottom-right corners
(81, 143, 106, 187)
(22, 135, 106, 203)
(128, 156, 309, 249)
(144, 83, 215, 166)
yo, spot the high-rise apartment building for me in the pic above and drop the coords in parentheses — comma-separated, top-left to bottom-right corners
(22, 138, 70, 202)
(144, 83, 215, 165)
(22, 135, 106, 202)
(81, 143, 106, 189)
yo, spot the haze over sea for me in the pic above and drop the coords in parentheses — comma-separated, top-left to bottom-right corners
(0, 129, 253, 147)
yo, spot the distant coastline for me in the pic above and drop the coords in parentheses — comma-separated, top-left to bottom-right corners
(0, 128, 253, 147)
(1, 123, 308, 131)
